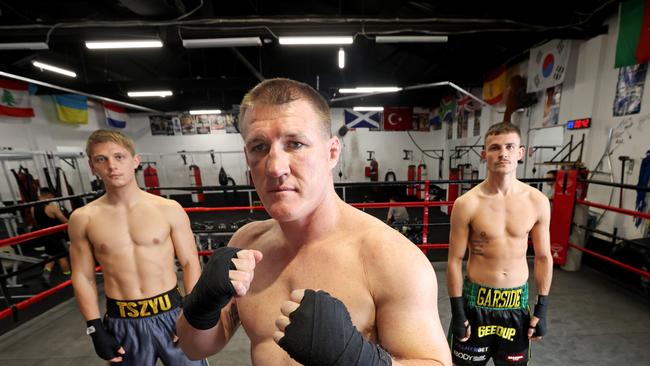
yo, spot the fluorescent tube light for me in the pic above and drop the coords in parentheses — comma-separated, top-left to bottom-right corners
(353, 106, 384, 111)
(189, 109, 222, 115)
(127, 90, 173, 98)
(85, 40, 163, 49)
(338, 48, 345, 69)
(375, 36, 448, 43)
(338, 87, 402, 93)
(279, 36, 353, 45)
(0, 42, 49, 50)
(182, 37, 262, 48)
(31, 61, 76, 78)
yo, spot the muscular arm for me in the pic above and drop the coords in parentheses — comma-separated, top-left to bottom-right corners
(167, 201, 201, 294)
(447, 198, 471, 298)
(530, 195, 552, 296)
(177, 301, 241, 360)
(69, 210, 100, 320)
(370, 233, 452, 366)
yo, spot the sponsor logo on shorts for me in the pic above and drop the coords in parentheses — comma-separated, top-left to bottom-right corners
(506, 353, 525, 363)
(477, 325, 516, 341)
(476, 287, 522, 308)
(115, 293, 172, 318)
(455, 344, 489, 353)
(453, 350, 487, 362)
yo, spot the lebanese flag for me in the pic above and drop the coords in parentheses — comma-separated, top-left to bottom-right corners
(103, 102, 128, 128)
(615, 0, 650, 67)
(0, 79, 35, 118)
(383, 107, 413, 131)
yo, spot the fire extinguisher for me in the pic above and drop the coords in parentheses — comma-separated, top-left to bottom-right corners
(189, 164, 205, 203)
(407, 164, 416, 197)
(417, 162, 428, 200)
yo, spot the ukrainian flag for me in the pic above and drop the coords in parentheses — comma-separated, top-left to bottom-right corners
(53, 94, 88, 124)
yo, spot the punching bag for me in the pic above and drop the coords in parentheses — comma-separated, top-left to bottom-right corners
(417, 163, 428, 200)
(384, 169, 396, 181)
(369, 159, 379, 182)
(218, 167, 228, 186)
(143, 165, 161, 195)
(407, 164, 416, 197)
(189, 165, 205, 203)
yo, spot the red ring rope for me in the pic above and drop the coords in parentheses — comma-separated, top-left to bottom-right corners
(577, 199, 650, 220)
(569, 243, 650, 279)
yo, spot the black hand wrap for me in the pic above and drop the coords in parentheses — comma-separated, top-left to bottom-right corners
(86, 318, 121, 360)
(182, 247, 240, 330)
(278, 290, 392, 366)
(532, 295, 548, 336)
(450, 296, 469, 340)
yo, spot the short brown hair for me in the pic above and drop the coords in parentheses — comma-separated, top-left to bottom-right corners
(86, 129, 135, 157)
(485, 122, 521, 142)
(238, 78, 331, 137)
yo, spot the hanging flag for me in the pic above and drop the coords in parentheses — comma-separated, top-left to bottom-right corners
(615, 0, 650, 68)
(0, 78, 35, 118)
(527, 39, 571, 93)
(53, 94, 88, 124)
(343, 109, 382, 129)
(483, 65, 507, 105)
(383, 107, 412, 131)
(103, 102, 128, 128)
(429, 108, 441, 130)
(439, 95, 455, 123)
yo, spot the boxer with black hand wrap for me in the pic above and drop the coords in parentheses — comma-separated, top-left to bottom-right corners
(531, 295, 548, 337)
(86, 318, 121, 360)
(449, 296, 470, 340)
(182, 247, 240, 330)
(278, 290, 392, 366)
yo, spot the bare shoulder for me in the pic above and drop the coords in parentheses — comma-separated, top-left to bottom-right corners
(149, 192, 183, 210)
(228, 219, 275, 250)
(522, 182, 550, 209)
(69, 198, 102, 223)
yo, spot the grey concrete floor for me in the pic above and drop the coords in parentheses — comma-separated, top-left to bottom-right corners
(0, 262, 648, 365)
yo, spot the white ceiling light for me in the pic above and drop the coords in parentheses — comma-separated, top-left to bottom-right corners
(0, 42, 49, 50)
(375, 36, 448, 43)
(127, 90, 173, 98)
(338, 87, 402, 93)
(189, 109, 222, 115)
(182, 37, 262, 48)
(338, 48, 345, 69)
(85, 40, 163, 50)
(353, 106, 384, 111)
(31, 61, 76, 78)
(279, 36, 353, 45)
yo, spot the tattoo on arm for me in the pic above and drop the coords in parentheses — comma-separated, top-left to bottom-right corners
(470, 231, 489, 256)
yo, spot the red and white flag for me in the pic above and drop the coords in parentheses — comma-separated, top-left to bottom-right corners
(103, 102, 128, 128)
(383, 107, 412, 131)
(0, 79, 35, 118)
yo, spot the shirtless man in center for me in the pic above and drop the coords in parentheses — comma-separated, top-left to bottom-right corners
(69, 129, 205, 365)
(447, 122, 553, 365)
(176, 78, 452, 366)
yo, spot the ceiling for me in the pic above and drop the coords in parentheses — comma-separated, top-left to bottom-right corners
(0, 0, 618, 113)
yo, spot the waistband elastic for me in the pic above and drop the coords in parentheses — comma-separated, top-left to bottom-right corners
(463, 279, 528, 310)
(106, 288, 182, 319)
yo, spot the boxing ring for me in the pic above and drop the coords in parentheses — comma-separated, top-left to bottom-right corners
(0, 172, 649, 365)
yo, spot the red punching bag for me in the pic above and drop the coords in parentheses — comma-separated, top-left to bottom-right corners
(369, 159, 379, 182)
(407, 164, 416, 197)
(189, 165, 205, 203)
(417, 163, 428, 200)
(143, 165, 161, 195)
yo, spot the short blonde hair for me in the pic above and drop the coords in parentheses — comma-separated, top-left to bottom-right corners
(86, 129, 135, 157)
(238, 78, 331, 137)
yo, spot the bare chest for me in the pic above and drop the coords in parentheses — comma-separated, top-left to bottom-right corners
(471, 197, 537, 240)
(236, 245, 376, 344)
(86, 206, 171, 253)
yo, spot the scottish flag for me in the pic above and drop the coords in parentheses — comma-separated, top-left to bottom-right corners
(343, 109, 382, 129)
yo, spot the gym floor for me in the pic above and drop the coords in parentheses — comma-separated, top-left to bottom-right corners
(0, 261, 648, 366)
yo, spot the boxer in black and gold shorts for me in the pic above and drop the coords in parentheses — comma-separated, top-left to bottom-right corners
(102, 288, 207, 366)
(449, 279, 531, 365)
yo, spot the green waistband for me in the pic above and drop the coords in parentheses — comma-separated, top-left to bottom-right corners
(463, 279, 528, 310)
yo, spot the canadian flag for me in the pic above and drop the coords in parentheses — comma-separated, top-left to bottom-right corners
(383, 107, 413, 131)
(0, 79, 35, 118)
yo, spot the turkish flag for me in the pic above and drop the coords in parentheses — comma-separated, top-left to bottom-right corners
(383, 107, 412, 131)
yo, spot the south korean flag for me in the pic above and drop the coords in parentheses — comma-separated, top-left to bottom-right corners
(343, 109, 382, 130)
